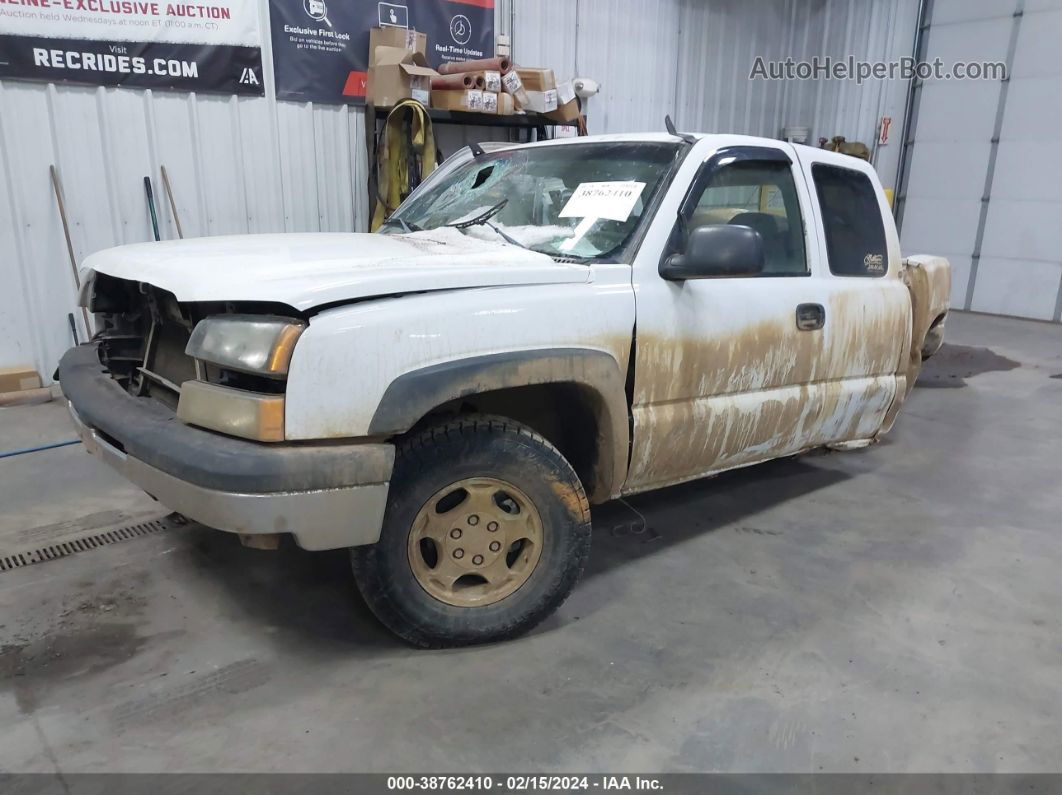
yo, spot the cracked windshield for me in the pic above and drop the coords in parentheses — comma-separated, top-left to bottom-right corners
(385, 142, 682, 260)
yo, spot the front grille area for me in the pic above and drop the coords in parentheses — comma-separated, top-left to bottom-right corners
(93, 275, 197, 409)
(89, 273, 302, 409)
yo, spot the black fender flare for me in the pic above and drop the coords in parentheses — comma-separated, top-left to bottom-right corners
(368, 348, 629, 501)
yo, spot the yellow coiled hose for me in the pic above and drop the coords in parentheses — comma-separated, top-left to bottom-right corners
(371, 100, 437, 231)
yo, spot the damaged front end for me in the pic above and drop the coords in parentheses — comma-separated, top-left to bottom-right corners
(59, 273, 395, 551)
(84, 272, 304, 442)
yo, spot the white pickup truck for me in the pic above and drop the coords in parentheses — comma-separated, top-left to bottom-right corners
(59, 132, 951, 647)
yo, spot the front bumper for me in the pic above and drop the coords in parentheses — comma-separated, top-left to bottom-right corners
(59, 345, 394, 551)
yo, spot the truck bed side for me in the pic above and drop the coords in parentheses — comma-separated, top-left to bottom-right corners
(901, 254, 953, 392)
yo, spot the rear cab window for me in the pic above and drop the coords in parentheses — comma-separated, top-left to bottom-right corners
(811, 163, 888, 277)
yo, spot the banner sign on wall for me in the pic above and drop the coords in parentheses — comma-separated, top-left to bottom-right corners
(0, 0, 264, 95)
(269, 0, 494, 104)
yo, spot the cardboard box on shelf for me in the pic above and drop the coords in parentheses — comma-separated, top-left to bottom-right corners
(369, 25, 426, 58)
(366, 26, 428, 103)
(520, 87, 558, 114)
(501, 70, 528, 106)
(431, 89, 488, 112)
(496, 92, 515, 115)
(515, 67, 556, 92)
(482, 91, 498, 114)
(0, 366, 41, 393)
(545, 80, 581, 122)
(369, 47, 438, 107)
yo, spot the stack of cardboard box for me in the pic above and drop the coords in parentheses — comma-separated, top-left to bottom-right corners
(366, 26, 435, 108)
(431, 64, 513, 115)
(547, 80, 582, 123)
(513, 68, 557, 114)
(503, 68, 581, 122)
(365, 25, 582, 123)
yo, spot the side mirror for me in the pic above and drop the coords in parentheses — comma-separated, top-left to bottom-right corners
(660, 224, 765, 280)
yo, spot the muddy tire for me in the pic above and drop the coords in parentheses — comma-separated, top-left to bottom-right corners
(351, 415, 592, 648)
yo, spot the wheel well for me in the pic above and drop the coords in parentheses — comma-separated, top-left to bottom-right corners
(407, 383, 612, 503)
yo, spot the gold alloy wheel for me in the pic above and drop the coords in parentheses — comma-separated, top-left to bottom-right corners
(407, 476, 545, 607)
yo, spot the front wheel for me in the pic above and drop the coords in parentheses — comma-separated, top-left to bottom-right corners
(351, 415, 592, 648)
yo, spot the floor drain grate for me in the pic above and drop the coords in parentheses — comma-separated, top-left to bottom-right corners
(0, 513, 187, 572)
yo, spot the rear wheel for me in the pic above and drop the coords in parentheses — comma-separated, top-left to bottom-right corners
(351, 415, 591, 647)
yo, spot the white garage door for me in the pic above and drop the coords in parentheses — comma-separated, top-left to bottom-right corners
(899, 0, 1062, 322)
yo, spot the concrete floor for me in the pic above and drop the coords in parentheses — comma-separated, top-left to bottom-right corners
(1, 310, 1060, 773)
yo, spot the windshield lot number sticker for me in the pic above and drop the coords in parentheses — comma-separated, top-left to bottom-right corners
(560, 181, 646, 222)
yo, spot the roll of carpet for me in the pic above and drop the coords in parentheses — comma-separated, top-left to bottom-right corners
(431, 72, 480, 90)
(471, 70, 502, 92)
(438, 56, 512, 75)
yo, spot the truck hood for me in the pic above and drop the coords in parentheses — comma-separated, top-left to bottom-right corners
(81, 228, 589, 311)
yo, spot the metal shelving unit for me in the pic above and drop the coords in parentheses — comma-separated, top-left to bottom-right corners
(364, 103, 565, 227)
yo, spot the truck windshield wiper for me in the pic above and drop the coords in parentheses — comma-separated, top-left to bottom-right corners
(448, 199, 508, 230)
(447, 199, 532, 252)
(382, 216, 422, 233)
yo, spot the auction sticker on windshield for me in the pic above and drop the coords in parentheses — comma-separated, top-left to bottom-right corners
(560, 181, 646, 222)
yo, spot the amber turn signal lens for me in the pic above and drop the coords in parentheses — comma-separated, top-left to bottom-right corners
(177, 381, 286, 442)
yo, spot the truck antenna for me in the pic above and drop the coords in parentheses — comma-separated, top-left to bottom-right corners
(664, 115, 697, 145)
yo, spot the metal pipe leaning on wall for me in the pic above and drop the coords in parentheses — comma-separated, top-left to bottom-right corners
(161, 166, 184, 239)
(438, 56, 511, 75)
(48, 166, 92, 335)
(144, 177, 161, 242)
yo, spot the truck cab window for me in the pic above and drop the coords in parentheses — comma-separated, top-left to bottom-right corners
(688, 160, 808, 275)
(812, 163, 888, 277)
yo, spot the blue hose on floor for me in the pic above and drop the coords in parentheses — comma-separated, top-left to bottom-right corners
(0, 439, 82, 460)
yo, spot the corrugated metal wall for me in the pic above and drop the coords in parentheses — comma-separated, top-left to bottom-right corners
(1, 0, 918, 377)
(513, 0, 918, 183)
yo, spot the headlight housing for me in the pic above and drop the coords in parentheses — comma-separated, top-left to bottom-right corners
(185, 315, 306, 378)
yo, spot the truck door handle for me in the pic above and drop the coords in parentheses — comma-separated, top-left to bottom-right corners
(796, 303, 825, 331)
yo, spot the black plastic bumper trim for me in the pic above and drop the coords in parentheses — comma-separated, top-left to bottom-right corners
(58, 345, 392, 494)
